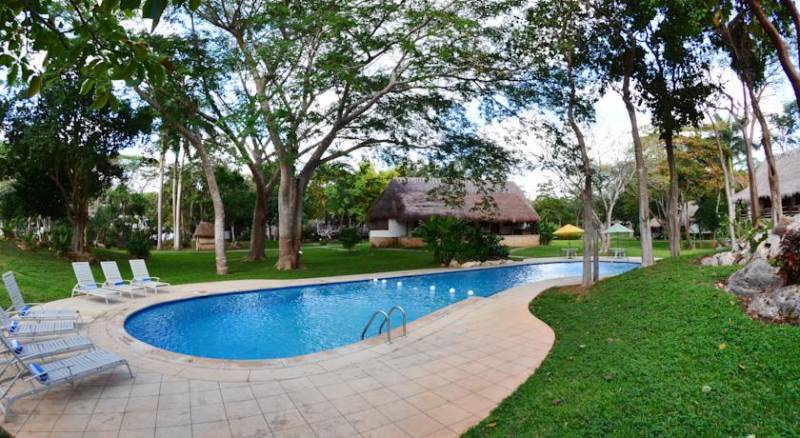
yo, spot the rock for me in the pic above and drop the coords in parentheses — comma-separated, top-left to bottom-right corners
(748, 285, 800, 320)
(750, 232, 783, 261)
(448, 259, 460, 268)
(701, 252, 741, 266)
(786, 214, 800, 234)
(461, 261, 481, 268)
(727, 259, 785, 298)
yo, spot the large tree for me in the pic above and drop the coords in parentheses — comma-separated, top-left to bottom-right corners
(0, 73, 150, 254)
(713, 4, 784, 223)
(626, 0, 712, 257)
(196, 0, 515, 270)
(502, 0, 604, 287)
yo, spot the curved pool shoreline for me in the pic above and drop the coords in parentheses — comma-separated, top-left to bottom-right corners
(123, 260, 639, 361)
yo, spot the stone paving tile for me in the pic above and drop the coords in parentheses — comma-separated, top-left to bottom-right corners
(395, 412, 446, 437)
(193, 419, 232, 438)
(309, 416, 358, 438)
(264, 409, 308, 432)
(344, 408, 392, 434)
(0, 264, 590, 438)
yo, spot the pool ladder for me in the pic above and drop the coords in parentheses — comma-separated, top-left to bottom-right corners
(361, 305, 407, 343)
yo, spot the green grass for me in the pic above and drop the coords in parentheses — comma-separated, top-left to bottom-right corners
(0, 239, 436, 308)
(510, 237, 717, 259)
(465, 256, 800, 436)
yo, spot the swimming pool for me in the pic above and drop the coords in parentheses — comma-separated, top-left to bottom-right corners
(124, 262, 638, 360)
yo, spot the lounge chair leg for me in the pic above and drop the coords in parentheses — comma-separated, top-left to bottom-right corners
(126, 364, 134, 379)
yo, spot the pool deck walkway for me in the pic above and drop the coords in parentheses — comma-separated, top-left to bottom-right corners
(3, 258, 637, 437)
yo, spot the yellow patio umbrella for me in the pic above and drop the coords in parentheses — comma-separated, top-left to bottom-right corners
(553, 224, 584, 248)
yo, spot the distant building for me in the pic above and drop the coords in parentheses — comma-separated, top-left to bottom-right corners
(732, 149, 800, 219)
(366, 178, 540, 248)
(192, 221, 215, 251)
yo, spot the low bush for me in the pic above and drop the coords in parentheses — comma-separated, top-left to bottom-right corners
(337, 227, 361, 250)
(0, 222, 13, 240)
(126, 231, 151, 259)
(778, 230, 800, 284)
(50, 221, 72, 257)
(538, 222, 555, 246)
(415, 216, 508, 264)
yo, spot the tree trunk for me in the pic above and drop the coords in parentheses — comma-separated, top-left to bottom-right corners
(69, 199, 89, 255)
(707, 112, 737, 244)
(192, 139, 229, 275)
(276, 163, 305, 270)
(156, 149, 166, 250)
(246, 166, 279, 262)
(748, 0, 800, 110)
(621, 60, 655, 266)
(172, 148, 182, 250)
(748, 86, 783, 223)
(664, 135, 680, 257)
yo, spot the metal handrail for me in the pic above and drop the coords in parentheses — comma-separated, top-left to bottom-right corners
(378, 305, 407, 337)
(361, 310, 391, 343)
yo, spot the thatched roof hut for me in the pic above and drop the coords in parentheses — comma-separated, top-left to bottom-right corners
(732, 149, 800, 202)
(367, 178, 539, 224)
(192, 221, 214, 238)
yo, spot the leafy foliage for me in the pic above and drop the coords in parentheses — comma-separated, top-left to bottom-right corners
(50, 222, 72, 257)
(0, 72, 150, 253)
(337, 228, 361, 251)
(778, 230, 800, 284)
(415, 216, 508, 265)
(538, 222, 556, 246)
(126, 231, 152, 260)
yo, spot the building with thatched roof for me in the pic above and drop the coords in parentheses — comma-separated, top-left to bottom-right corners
(367, 178, 540, 248)
(731, 149, 800, 219)
(192, 221, 215, 251)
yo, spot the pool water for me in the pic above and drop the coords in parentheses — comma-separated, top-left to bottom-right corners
(124, 262, 638, 360)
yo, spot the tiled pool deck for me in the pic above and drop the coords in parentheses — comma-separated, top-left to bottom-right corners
(3, 258, 637, 437)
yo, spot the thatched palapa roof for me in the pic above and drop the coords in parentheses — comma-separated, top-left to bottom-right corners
(367, 178, 539, 223)
(192, 221, 214, 238)
(732, 149, 800, 203)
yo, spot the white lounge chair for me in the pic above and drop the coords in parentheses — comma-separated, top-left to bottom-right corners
(2, 272, 81, 322)
(0, 307, 76, 339)
(0, 335, 94, 378)
(129, 259, 170, 293)
(100, 261, 147, 298)
(0, 333, 131, 417)
(71, 262, 121, 304)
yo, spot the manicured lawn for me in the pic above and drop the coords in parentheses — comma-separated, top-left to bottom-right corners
(466, 256, 800, 436)
(0, 240, 436, 308)
(510, 237, 717, 259)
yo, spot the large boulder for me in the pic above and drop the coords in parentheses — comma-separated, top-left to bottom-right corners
(701, 251, 742, 266)
(749, 232, 783, 261)
(748, 285, 800, 320)
(727, 259, 785, 297)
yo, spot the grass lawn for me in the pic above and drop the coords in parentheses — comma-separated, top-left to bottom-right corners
(0, 239, 436, 308)
(466, 256, 800, 436)
(510, 237, 717, 259)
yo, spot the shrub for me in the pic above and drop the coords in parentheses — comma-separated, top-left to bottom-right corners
(50, 221, 72, 257)
(415, 216, 508, 264)
(126, 231, 151, 259)
(539, 222, 556, 246)
(414, 217, 465, 264)
(338, 227, 361, 250)
(0, 222, 13, 240)
(778, 230, 800, 285)
(456, 225, 508, 263)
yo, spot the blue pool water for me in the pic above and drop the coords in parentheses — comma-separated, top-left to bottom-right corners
(125, 262, 638, 360)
